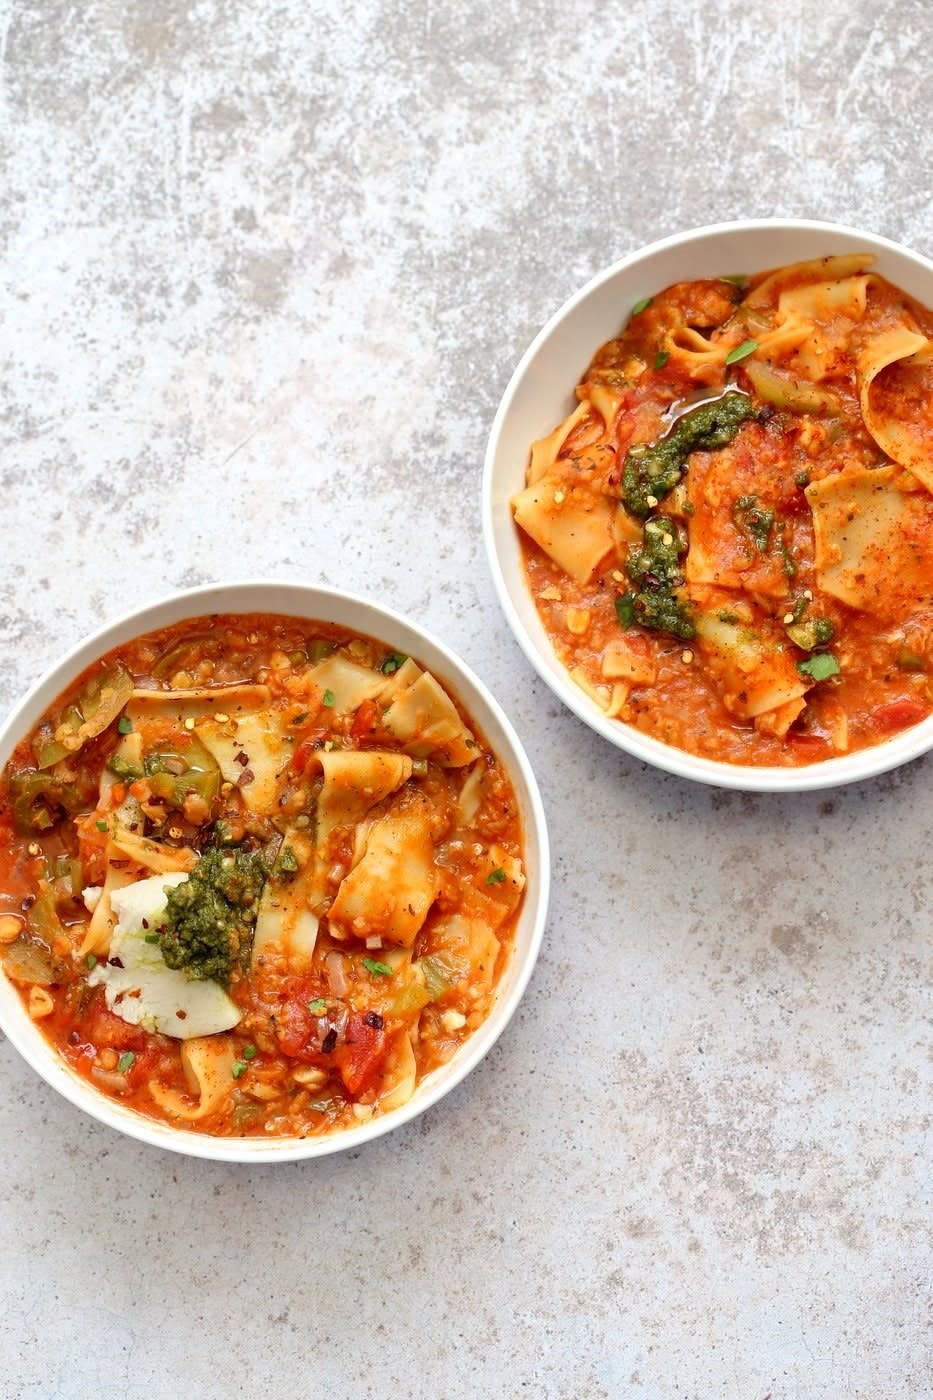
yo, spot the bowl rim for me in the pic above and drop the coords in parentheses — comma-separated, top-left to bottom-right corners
(0, 579, 551, 1162)
(482, 217, 933, 792)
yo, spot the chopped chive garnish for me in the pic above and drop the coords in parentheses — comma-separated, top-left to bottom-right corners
(363, 956, 393, 977)
(322, 689, 335, 708)
(381, 652, 408, 675)
(615, 593, 636, 629)
(653, 350, 670, 370)
(117, 716, 133, 734)
(144, 933, 161, 944)
(232, 1060, 248, 1079)
(307, 998, 327, 1014)
(85, 953, 97, 969)
(96, 819, 109, 832)
(117, 1051, 135, 1073)
(486, 867, 507, 885)
(725, 339, 758, 365)
(631, 296, 653, 316)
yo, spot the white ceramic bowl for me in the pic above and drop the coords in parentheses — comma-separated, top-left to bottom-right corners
(484, 218, 933, 792)
(0, 581, 550, 1161)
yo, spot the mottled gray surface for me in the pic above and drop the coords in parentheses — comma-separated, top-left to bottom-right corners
(1, 1, 932, 1396)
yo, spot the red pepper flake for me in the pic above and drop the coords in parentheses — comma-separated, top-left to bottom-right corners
(68, 1030, 81, 1046)
(141, 919, 149, 929)
(20, 895, 36, 911)
(176, 1009, 187, 1020)
(237, 768, 255, 787)
(321, 1027, 337, 1054)
(235, 751, 250, 766)
(364, 1011, 384, 1030)
(108, 957, 124, 968)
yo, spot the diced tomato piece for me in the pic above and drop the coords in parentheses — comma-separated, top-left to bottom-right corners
(275, 997, 315, 1057)
(334, 1013, 387, 1096)
(787, 733, 830, 755)
(85, 999, 149, 1052)
(869, 699, 930, 734)
(291, 738, 316, 774)
(125, 1044, 160, 1088)
(351, 699, 379, 741)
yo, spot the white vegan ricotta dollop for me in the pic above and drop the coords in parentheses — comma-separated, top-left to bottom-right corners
(87, 873, 241, 1040)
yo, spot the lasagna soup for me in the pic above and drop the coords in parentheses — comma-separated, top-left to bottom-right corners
(512, 255, 933, 765)
(0, 616, 525, 1137)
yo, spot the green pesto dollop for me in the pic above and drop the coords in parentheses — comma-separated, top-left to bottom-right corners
(616, 515, 696, 641)
(621, 391, 757, 518)
(159, 846, 268, 984)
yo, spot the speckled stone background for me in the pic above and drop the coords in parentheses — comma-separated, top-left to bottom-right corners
(1, 2, 932, 1396)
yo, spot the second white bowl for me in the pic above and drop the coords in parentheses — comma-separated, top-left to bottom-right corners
(0, 580, 550, 1161)
(483, 218, 933, 792)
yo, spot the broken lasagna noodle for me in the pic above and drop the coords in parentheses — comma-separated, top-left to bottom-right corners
(0, 616, 525, 1136)
(512, 255, 933, 765)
